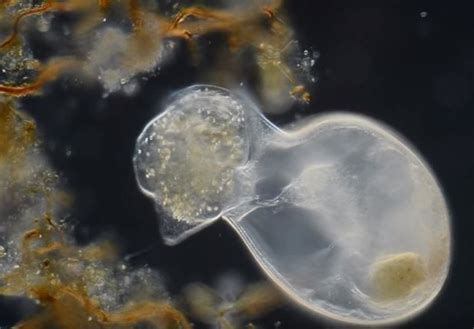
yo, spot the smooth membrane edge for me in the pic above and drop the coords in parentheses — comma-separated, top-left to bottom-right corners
(222, 111, 452, 326)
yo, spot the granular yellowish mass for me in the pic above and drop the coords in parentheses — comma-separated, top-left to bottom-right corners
(370, 252, 426, 300)
(134, 87, 248, 223)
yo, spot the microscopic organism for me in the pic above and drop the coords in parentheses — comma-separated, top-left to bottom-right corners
(134, 85, 451, 326)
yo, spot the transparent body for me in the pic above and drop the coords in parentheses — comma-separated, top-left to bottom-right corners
(133, 85, 451, 325)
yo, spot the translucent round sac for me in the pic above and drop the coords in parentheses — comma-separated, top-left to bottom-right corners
(133, 85, 451, 326)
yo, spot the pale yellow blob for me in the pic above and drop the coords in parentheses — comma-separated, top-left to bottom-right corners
(370, 252, 426, 300)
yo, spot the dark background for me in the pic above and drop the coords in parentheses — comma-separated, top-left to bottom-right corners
(1, 0, 473, 328)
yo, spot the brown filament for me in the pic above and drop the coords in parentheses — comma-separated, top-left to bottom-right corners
(128, 0, 144, 32)
(98, 0, 109, 13)
(0, 2, 55, 49)
(0, 59, 77, 97)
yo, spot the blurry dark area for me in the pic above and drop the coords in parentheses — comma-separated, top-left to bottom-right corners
(2, 0, 473, 328)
